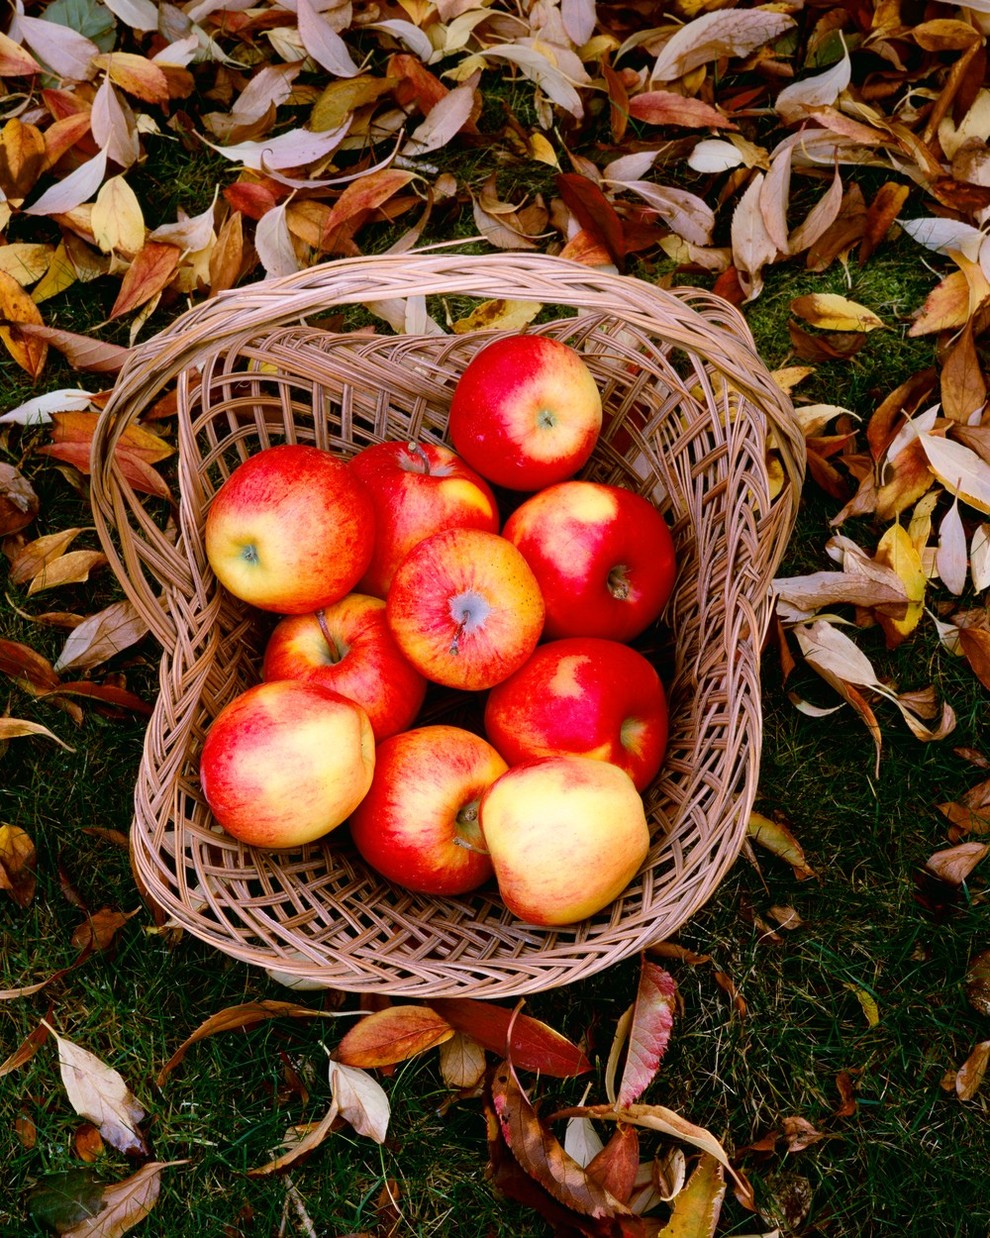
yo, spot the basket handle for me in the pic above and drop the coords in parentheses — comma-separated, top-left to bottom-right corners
(91, 252, 805, 648)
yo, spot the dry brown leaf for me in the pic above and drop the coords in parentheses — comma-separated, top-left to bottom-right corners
(27, 549, 107, 595)
(965, 951, 990, 1017)
(92, 52, 170, 105)
(0, 118, 46, 201)
(780, 1116, 829, 1153)
(49, 1026, 149, 1158)
(747, 812, 816, 880)
(70, 907, 139, 953)
(74, 1123, 106, 1163)
(438, 1031, 487, 1091)
(157, 1000, 334, 1085)
(9, 527, 88, 586)
(925, 842, 988, 885)
(0, 462, 39, 536)
(54, 599, 150, 674)
(627, 91, 735, 129)
(61, 1161, 184, 1238)
(650, 9, 795, 81)
(955, 1041, 990, 1102)
(957, 625, 990, 692)
(0, 823, 37, 906)
(10, 323, 129, 372)
(110, 242, 181, 319)
(0, 716, 76, 752)
(247, 1102, 340, 1176)
(492, 1063, 631, 1219)
(0, 1018, 50, 1077)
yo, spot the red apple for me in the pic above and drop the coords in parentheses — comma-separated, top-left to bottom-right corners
(478, 754, 650, 926)
(261, 593, 427, 741)
(204, 443, 375, 614)
(484, 637, 667, 791)
(348, 724, 508, 895)
(447, 334, 603, 491)
(199, 680, 375, 849)
(349, 440, 500, 597)
(386, 527, 545, 691)
(502, 480, 676, 642)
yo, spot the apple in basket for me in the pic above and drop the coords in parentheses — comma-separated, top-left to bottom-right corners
(349, 440, 500, 598)
(502, 480, 676, 642)
(199, 680, 375, 849)
(204, 443, 376, 614)
(447, 334, 603, 492)
(484, 637, 668, 793)
(386, 527, 545, 691)
(478, 754, 650, 926)
(261, 594, 427, 741)
(348, 724, 508, 896)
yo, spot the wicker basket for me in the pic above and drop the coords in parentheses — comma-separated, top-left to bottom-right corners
(90, 252, 804, 998)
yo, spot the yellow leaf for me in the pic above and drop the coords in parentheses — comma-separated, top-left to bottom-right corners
(528, 133, 560, 167)
(92, 176, 145, 257)
(451, 298, 542, 334)
(875, 523, 925, 641)
(657, 1153, 726, 1238)
(0, 243, 53, 286)
(32, 242, 76, 303)
(790, 293, 885, 332)
(0, 718, 75, 751)
(747, 811, 816, 879)
(0, 268, 45, 378)
(843, 982, 880, 1027)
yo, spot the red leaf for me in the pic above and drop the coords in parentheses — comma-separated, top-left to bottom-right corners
(11, 323, 128, 373)
(429, 998, 591, 1077)
(618, 959, 677, 1106)
(555, 173, 626, 268)
(0, 638, 60, 694)
(628, 91, 736, 129)
(52, 681, 153, 716)
(585, 1124, 640, 1205)
(491, 1062, 630, 1220)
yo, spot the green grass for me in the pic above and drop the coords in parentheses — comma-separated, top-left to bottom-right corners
(3, 118, 990, 1238)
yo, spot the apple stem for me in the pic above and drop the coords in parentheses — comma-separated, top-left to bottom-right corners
(405, 440, 431, 475)
(449, 615, 467, 657)
(607, 564, 631, 601)
(315, 609, 343, 664)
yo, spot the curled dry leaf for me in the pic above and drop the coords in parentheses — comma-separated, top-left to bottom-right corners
(54, 600, 150, 674)
(955, 1041, 990, 1102)
(780, 1116, 829, 1153)
(248, 1101, 340, 1176)
(70, 907, 139, 953)
(656, 1152, 726, 1234)
(428, 997, 591, 1077)
(327, 1058, 390, 1143)
(438, 1030, 487, 1091)
(491, 1062, 631, 1220)
(157, 1000, 335, 1085)
(0, 716, 76, 753)
(747, 812, 816, 881)
(0, 1017, 51, 1077)
(0, 823, 37, 906)
(61, 1161, 186, 1238)
(0, 462, 39, 535)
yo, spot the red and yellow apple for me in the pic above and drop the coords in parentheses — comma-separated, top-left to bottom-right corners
(204, 443, 376, 614)
(447, 334, 603, 492)
(386, 527, 545, 691)
(502, 480, 676, 642)
(484, 637, 668, 791)
(348, 724, 508, 896)
(478, 754, 650, 926)
(261, 593, 427, 741)
(198, 680, 375, 849)
(349, 440, 500, 597)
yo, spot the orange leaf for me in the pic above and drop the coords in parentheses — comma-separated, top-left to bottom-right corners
(0, 31, 41, 76)
(429, 998, 591, 1077)
(92, 52, 169, 104)
(958, 625, 990, 692)
(0, 117, 46, 200)
(37, 411, 173, 499)
(628, 91, 736, 129)
(110, 242, 180, 319)
(0, 638, 61, 694)
(0, 268, 46, 378)
(321, 168, 415, 241)
(335, 1004, 454, 1068)
(556, 172, 625, 268)
(909, 268, 986, 337)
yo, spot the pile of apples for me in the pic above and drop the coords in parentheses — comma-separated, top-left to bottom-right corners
(198, 334, 677, 927)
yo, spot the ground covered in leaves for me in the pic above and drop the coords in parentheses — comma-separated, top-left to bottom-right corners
(2, 0, 990, 1235)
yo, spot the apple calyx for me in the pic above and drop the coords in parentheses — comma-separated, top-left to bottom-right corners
(448, 590, 492, 656)
(536, 408, 557, 430)
(607, 564, 631, 601)
(315, 609, 347, 664)
(620, 715, 647, 754)
(239, 543, 260, 565)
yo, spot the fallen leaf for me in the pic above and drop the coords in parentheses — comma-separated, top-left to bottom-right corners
(780, 1116, 829, 1153)
(74, 1123, 105, 1163)
(492, 1062, 630, 1219)
(429, 998, 591, 1077)
(958, 626, 990, 692)
(843, 983, 880, 1028)
(627, 92, 735, 129)
(747, 812, 816, 880)
(110, 242, 181, 319)
(616, 959, 678, 1107)
(438, 1030, 487, 1090)
(0, 823, 37, 906)
(61, 1161, 184, 1238)
(955, 1041, 990, 1102)
(650, 10, 796, 81)
(335, 1004, 454, 1067)
(327, 1058, 390, 1143)
(0, 1018, 50, 1077)
(27, 549, 107, 595)
(965, 951, 990, 1017)
(926, 842, 988, 885)
(70, 908, 138, 953)
(92, 176, 145, 257)
(656, 1153, 725, 1237)
(48, 1026, 149, 1158)
(0, 462, 39, 535)
(0, 717, 76, 753)
(584, 1124, 639, 1206)
(0, 268, 46, 377)
(54, 600, 150, 673)
(247, 1101, 340, 1176)
(9, 324, 129, 373)
(790, 294, 884, 333)
(157, 1001, 335, 1085)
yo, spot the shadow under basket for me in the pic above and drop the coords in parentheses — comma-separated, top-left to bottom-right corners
(90, 253, 805, 999)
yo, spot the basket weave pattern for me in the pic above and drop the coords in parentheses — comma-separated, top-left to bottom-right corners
(90, 254, 804, 998)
